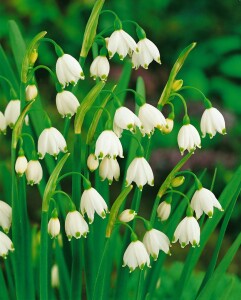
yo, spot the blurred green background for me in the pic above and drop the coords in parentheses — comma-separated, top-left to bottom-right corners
(0, 0, 241, 291)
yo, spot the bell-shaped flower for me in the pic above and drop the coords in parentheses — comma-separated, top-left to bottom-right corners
(173, 216, 200, 248)
(0, 201, 12, 233)
(80, 187, 108, 224)
(157, 201, 171, 221)
(26, 160, 43, 185)
(99, 157, 120, 184)
(143, 229, 171, 260)
(191, 187, 223, 219)
(113, 107, 141, 138)
(200, 107, 226, 138)
(123, 240, 150, 272)
(4, 100, 28, 128)
(95, 130, 123, 159)
(65, 211, 89, 241)
(126, 157, 154, 190)
(38, 127, 67, 159)
(15, 155, 28, 176)
(26, 84, 38, 101)
(138, 103, 166, 136)
(0, 231, 14, 259)
(0, 112, 7, 134)
(108, 29, 138, 60)
(177, 124, 201, 155)
(56, 90, 80, 118)
(48, 217, 61, 239)
(87, 154, 99, 172)
(118, 209, 137, 223)
(90, 56, 110, 81)
(56, 53, 84, 87)
(132, 38, 161, 69)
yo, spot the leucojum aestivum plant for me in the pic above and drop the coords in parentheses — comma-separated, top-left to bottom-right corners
(0, 1, 241, 299)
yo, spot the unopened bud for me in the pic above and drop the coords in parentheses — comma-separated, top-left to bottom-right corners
(162, 118, 174, 134)
(15, 155, 28, 176)
(87, 154, 99, 172)
(171, 176, 185, 188)
(26, 85, 38, 101)
(118, 209, 137, 223)
(172, 79, 183, 92)
(157, 200, 171, 221)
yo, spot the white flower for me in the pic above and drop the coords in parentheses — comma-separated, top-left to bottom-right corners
(51, 264, 59, 288)
(0, 112, 7, 134)
(132, 38, 161, 69)
(80, 187, 108, 224)
(162, 118, 174, 134)
(26, 160, 43, 185)
(113, 107, 141, 137)
(123, 240, 150, 272)
(173, 216, 200, 248)
(4, 100, 28, 128)
(48, 217, 60, 238)
(15, 155, 28, 176)
(56, 90, 80, 118)
(38, 127, 67, 159)
(95, 130, 123, 159)
(87, 154, 99, 172)
(25, 84, 38, 101)
(157, 201, 171, 221)
(108, 29, 138, 60)
(56, 54, 84, 87)
(143, 229, 171, 259)
(200, 107, 226, 138)
(118, 209, 137, 223)
(99, 157, 120, 184)
(65, 211, 89, 241)
(0, 201, 12, 233)
(177, 124, 201, 155)
(191, 187, 223, 219)
(90, 56, 110, 81)
(0, 231, 14, 259)
(126, 157, 154, 190)
(138, 103, 167, 136)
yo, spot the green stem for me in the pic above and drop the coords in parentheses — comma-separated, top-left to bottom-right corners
(179, 86, 207, 100)
(176, 170, 202, 190)
(32, 65, 57, 81)
(170, 92, 188, 116)
(131, 188, 142, 230)
(63, 117, 71, 140)
(0, 75, 18, 98)
(40, 211, 49, 300)
(136, 270, 144, 300)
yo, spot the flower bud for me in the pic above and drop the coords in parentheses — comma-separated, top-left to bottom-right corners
(48, 217, 61, 239)
(87, 154, 99, 172)
(26, 85, 38, 101)
(0, 112, 7, 134)
(119, 209, 137, 223)
(15, 155, 28, 176)
(171, 79, 183, 92)
(157, 201, 171, 221)
(171, 176, 185, 188)
(51, 264, 59, 288)
(162, 118, 174, 134)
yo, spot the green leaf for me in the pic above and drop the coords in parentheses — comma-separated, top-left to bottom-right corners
(219, 55, 241, 78)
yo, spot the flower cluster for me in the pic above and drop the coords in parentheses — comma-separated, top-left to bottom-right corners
(0, 200, 14, 258)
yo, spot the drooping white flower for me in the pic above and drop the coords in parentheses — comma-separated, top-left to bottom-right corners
(157, 201, 171, 221)
(162, 118, 174, 134)
(26, 160, 43, 185)
(143, 229, 171, 260)
(200, 107, 226, 138)
(51, 264, 60, 288)
(191, 187, 223, 219)
(108, 29, 138, 60)
(119, 209, 137, 223)
(15, 155, 28, 176)
(48, 217, 61, 239)
(177, 124, 201, 155)
(99, 157, 120, 184)
(25, 84, 38, 101)
(0, 201, 12, 233)
(87, 154, 99, 172)
(123, 240, 150, 272)
(113, 107, 141, 137)
(80, 187, 108, 224)
(4, 100, 20, 128)
(38, 127, 67, 159)
(90, 56, 110, 81)
(0, 231, 14, 259)
(95, 130, 123, 159)
(56, 90, 80, 118)
(173, 216, 200, 248)
(65, 211, 89, 241)
(126, 157, 154, 190)
(138, 103, 167, 136)
(56, 54, 84, 87)
(132, 38, 161, 69)
(0, 112, 7, 134)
